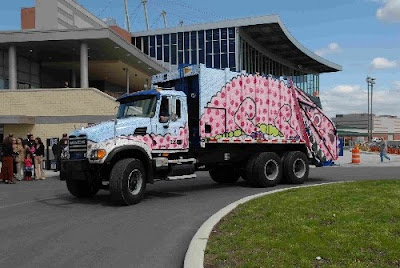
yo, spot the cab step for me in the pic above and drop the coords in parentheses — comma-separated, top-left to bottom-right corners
(167, 174, 196, 181)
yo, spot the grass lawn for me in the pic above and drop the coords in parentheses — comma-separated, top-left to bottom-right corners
(205, 180, 400, 268)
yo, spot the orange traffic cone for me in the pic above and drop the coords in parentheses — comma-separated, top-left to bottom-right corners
(352, 145, 361, 164)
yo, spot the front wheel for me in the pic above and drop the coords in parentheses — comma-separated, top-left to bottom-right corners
(66, 178, 99, 198)
(109, 158, 146, 205)
(209, 166, 240, 184)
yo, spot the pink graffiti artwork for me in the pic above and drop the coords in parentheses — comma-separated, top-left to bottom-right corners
(118, 124, 189, 150)
(200, 74, 338, 162)
(200, 75, 302, 140)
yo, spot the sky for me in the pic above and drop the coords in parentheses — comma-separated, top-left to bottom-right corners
(0, 0, 399, 118)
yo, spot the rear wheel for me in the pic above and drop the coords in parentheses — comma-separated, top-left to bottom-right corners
(209, 166, 240, 184)
(253, 152, 282, 187)
(66, 178, 99, 198)
(283, 151, 309, 184)
(109, 158, 146, 205)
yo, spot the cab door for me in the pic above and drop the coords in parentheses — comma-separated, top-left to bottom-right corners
(154, 95, 189, 150)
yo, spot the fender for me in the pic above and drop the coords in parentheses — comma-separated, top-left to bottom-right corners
(104, 145, 154, 184)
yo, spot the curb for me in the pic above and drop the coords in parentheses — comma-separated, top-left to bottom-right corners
(183, 182, 349, 268)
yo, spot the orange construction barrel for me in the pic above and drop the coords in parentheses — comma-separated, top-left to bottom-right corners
(352, 145, 361, 164)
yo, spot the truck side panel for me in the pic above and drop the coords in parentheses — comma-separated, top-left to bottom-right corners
(198, 70, 338, 162)
(199, 74, 304, 141)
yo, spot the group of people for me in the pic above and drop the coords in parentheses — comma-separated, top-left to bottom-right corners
(0, 133, 46, 184)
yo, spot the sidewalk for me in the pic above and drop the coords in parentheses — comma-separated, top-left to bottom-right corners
(0, 162, 60, 179)
(335, 150, 400, 167)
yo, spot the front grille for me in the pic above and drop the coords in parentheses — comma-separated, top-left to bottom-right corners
(69, 135, 87, 159)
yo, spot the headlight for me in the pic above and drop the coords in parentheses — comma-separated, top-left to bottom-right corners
(90, 149, 107, 160)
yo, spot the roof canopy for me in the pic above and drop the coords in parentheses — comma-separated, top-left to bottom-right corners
(133, 15, 342, 73)
(0, 28, 167, 89)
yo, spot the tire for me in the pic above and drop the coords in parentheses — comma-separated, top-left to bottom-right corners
(60, 170, 67, 181)
(109, 158, 146, 205)
(245, 154, 260, 186)
(283, 151, 309, 184)
(66, 178, 99, 198)
(209, 166, 240, 184)
(239, 168, 248, 181)
(253, 152, 282, 187)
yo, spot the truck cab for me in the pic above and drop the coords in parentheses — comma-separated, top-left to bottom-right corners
(62, 88, 194, 205)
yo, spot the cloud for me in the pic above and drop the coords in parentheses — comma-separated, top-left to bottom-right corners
(320, 83, 400, 118)
(391, 81, 400, 92)
(376, 0, 400, 22)
(315, 43, 341, 57)
(370, 57, 398, 69)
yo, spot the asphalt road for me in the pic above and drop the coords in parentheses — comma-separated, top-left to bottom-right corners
(0, 167, 399, 268)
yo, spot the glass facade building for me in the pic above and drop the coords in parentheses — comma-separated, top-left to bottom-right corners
(132, 24, 328, 97)
(133, 27, 237, 71)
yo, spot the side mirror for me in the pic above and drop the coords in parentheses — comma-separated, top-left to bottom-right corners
(159, 116, 170, 124)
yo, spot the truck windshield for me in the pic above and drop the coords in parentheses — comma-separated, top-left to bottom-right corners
(117, 96, 157, 119)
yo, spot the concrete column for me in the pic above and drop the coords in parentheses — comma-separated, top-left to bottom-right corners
(80, 42, 89, 88)
(8, 46, 17, 89)
(125, 68, 130, 94)
(71, 70, 77, 88)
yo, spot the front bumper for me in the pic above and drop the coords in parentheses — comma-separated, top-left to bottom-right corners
(60, 159, 92, 181)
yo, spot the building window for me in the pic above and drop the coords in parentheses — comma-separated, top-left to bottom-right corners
(184, 32, 190, 63)
(178, 32, 183, 50)
(229, 53, 236, 70)
(206, 29, 213, 68)
(198, 30, 205, 64)
(178, 32, 184, 65)
(143, 36, 149, 55)
(206, 55, 212, 68)
(150, 35, 156, 58)
(156, 35, 162, 60)
(214, 54, 220, 69)
(221, 28, 227, 39)
(228, 27, 235, 39)
(171, 33, 177, 65)
(164, 34, 170, 63)
(221, 39, 227, 53)
(191, 31, 197, 64)
(221, 53, 228, 69)
(135, 37, 142, 50)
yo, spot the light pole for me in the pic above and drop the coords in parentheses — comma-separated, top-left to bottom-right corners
(366, 76, 376, 142)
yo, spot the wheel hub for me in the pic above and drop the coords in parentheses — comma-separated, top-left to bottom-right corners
(293, 159, 306, 178)
(264, 160, 278, 181)
(127, 169, 143, 195)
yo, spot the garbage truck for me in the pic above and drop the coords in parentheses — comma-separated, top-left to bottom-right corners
(61, 64, 338, 205)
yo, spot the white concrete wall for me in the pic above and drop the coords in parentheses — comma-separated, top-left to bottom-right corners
(374, 116, 400, 134)
(35, 0, 107, 30)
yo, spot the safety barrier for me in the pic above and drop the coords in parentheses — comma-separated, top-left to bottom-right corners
(352, 145, 361, 164)
(370, 145, 400, 154)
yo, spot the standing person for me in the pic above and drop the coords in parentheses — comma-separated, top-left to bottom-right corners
(15, 138, 26, 181)
(24, 153, 33, 181)
(34, 137, 45, 180)
(25, 134, 36, 179)
(379, 137, 391, 162)
(56, 133, 68, 171)
(23, 133, 32, 148)
(12, 137, 18, 179)
(0, 137, 15, 184)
